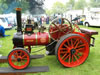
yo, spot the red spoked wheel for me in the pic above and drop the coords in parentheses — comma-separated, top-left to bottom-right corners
(8, 48, 30, 69)
(55, 34, 89, 67)
(49, 18, 73, 41)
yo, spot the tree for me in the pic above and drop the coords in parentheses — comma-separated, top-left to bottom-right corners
(66, 0, 75, 10)
(45, 9, 53, 16)
(51, 2, 66, 14)
(90, 0, 100, 7)
(74, 0, 87, 10)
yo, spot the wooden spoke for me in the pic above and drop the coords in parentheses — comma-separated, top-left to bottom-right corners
(73, 39, 79, 47)
(76, 47, 85, 51)
(75, 40, 80, 49)
(68, 54, 71, 64)
(50, 29, 59, 34)
(60, 48, 67, 51)
(63, 44, 69, 49)
(73, 54, 79, 62)
(71, 39, 73, 47)
(61, 52, 69, 59)
(63, 54, 70, 61)
(76, 44, 85, 48)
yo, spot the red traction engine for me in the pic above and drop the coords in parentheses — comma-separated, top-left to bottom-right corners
(7, 8, 98, 70)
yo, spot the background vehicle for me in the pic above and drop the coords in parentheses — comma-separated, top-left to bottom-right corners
(0, 16, 12, 29)
(83, 16, 100, 27)
(0, 17, 12, 29)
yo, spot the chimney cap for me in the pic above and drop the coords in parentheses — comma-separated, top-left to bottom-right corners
(16, 8, 22, 11)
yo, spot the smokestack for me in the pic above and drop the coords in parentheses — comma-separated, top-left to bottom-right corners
(16, 8, 22, 32)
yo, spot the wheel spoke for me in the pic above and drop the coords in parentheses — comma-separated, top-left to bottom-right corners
(71, 39, 73, 47)
(12, 59, 17, 63)
(73, 39, 79, 47)
(68, 54, 71, 64)
(76, 44, 85, 48)
(73, 54, 79, 62)
(52, 22, 59, 29)
(71, 55, 74, 63)
(61, 52, 69, 59)
(21, 60, 26, 64)
(50, 29, 59, 34)
(67, 40, 70, 47)
(61, 29, 66, 34)
(75, 40, 80, 49)
(63, 44, 69, 49)
(75, 53, 81, 58)
(60, 48, 67, 51)
(20, 51, 22, 56)
(21, 62, 24, 65)
(15, 52, 18, 57)
(22, 58, 28, 60)
(17, 62, 19, 66)
(76, 47, 85, 51)
(22, 54, 27, 58)
(78, 52, 84, 56)
(63, 54, 70, 61)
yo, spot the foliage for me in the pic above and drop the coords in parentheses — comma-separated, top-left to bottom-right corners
(20, 0, 29, 13)
(74, 0, 87, 10)
(51, 1, 66, 14)
(89, 0, 100, 7)
(66, 0, 75, 10)
(45, 9, 53, 16)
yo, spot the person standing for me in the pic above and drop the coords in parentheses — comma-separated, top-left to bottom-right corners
(0, 24, 10, 37)
(46, 16, 49, 24)
(0, 24, 5, 37)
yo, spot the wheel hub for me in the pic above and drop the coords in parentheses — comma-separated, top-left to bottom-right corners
(17, 58, 21, 62)
(70, 49, 76, 55)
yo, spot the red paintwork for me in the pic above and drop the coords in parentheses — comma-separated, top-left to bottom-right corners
(73, 32, 91, 45)
(24, 32, 50, 46)
(49, 24, 72, 40)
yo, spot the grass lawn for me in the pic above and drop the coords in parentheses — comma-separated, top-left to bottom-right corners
(0, 25, 100, 75)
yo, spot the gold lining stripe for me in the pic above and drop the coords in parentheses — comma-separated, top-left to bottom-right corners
(48, 33, 51, 43)
(23, 34, 24, 45)
(36, 33, 38, 45)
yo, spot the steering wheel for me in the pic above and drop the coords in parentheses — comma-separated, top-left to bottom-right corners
(49, 18, 73, 41)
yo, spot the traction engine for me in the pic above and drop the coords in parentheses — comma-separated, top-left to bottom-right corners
(8, 8, 98, 69)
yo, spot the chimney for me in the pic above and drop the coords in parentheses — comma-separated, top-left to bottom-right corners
(16, 8, 22, 32)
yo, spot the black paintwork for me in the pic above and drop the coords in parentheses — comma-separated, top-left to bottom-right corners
(13, 33, 23, 47)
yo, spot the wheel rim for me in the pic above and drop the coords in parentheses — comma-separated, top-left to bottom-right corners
(57, 36, 89, 67)
(8, 49, 30, 69)
(85, 23, 88, 27)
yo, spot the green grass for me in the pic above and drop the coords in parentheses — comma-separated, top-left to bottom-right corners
(0, 25, 100, 75)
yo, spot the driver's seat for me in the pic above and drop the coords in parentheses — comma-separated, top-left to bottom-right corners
(80, 28, 98, 36)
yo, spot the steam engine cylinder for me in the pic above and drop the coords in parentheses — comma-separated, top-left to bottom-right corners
(13, 32, 51, 46)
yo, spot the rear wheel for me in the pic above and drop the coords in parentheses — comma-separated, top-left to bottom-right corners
(8, 48, 30, 69)
(55, 34, 89, 67)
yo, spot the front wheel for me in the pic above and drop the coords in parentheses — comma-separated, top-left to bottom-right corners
(55, 34, 89, 67)
(85, 22, 90, 27)
(8, 48, 30, 69)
